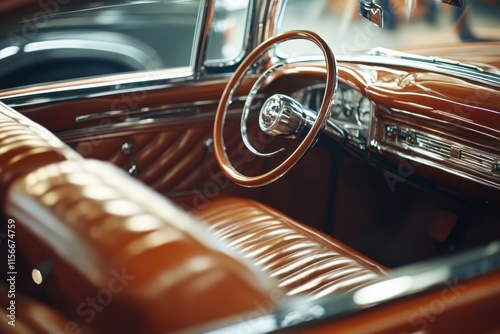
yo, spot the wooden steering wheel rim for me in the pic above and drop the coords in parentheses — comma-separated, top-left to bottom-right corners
(213, 30, 337, 187)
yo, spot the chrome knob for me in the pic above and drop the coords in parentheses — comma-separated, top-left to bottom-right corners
(259, 94, 306, 138)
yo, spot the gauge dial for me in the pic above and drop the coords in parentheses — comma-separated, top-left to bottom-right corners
(356, 97, 372, 125)
(332, 89, 343, 116)
(342, 89, 355, 117)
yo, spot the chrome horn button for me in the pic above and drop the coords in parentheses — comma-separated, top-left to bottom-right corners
(260, 96, 281, 131)
(259, 94, 307, 138)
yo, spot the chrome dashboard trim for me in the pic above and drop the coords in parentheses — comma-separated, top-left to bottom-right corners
(388, 107, 500, 144)
(369, 47, 484, 72)
(285, 54, 500, 88)
(341, 54, 500, 88)
(378, 145, 500, 190)
(376, 106, 500, 190)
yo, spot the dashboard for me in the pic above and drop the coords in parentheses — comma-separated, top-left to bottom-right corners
(289, 64, 500, 201)
(292, 83, 373, 150)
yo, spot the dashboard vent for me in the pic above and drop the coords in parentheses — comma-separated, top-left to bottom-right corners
(416, 133, 451, 159)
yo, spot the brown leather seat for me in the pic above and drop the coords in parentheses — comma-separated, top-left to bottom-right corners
(5, 157, 385, 333)
(0, 102, 81, 198)
(5, 159, 274, 333)
(193, 197, 386, 299)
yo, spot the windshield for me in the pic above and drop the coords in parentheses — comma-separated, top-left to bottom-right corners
(278, 0, 499, 57)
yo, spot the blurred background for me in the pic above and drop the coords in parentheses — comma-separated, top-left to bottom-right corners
(280, 0, 500, 55)
(0, 0, 498, 90)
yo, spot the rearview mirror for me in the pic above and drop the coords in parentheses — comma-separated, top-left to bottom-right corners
(357, 0, 463, 28)
(358, 0, 384, 27)
(440, 0, 464, 6)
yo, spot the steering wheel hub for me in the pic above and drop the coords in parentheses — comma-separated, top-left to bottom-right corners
(259, 94, 307, 138)
(260, 97, 281, 130)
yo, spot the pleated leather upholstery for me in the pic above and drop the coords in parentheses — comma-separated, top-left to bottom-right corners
(193, 197, 387, 299)
(0, 102, 81, 198)
(5, 159, 274, 333)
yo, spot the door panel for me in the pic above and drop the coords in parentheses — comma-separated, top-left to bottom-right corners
(1, 73, 268, 208)
(62, 118, 265, 197)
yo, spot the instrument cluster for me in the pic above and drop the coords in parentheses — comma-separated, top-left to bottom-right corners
(292, 83, 373, 149)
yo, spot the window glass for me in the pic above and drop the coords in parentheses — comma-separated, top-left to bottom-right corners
(278, 0, 499, 58)
(206, 0, 249, 64)
(0, 0, 202, 90)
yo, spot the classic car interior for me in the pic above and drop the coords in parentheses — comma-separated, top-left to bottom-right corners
(0, 0, 499, 333)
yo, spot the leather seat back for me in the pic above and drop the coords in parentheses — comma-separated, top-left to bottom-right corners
(5, 159, 275, 333)
(0, 102, 81, 200)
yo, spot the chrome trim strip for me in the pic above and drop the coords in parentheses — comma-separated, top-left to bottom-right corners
(389, 108, 500, 144)
(415, 133, 452, 157)
(73, 95, 256, 124)
(369, 47, 484, 72)
(378, 117, 500, 186)
(380, 145, 500, 190)
(285, 54, 500, 88)
(342, 54, 500, 87)
(1, 67, 196, 107)
(57, 108, 244, 141)
(75, 107, 198, 123)
(75, 94, 263, 123)
(459, 149, 497, 172)
(192, 0, 213, 78)
(204, 1, 254, 69)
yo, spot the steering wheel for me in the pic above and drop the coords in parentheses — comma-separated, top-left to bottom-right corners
(213, 30, 337, 187)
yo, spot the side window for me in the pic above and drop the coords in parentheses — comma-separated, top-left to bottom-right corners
(0, 0, 203, 90)
(206, 0, 249, 65)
